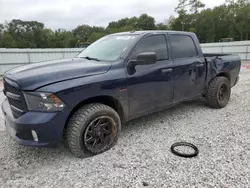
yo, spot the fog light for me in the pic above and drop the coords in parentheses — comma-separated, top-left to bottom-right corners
(31, 130, 38, 141)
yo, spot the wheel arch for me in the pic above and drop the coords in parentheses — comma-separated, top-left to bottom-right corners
(64, 95, 125, 133)
(215, 72, 231, 82)
(207, 71, 231, 89)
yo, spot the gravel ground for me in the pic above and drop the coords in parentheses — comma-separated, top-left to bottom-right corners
(0, 63, 250, 188)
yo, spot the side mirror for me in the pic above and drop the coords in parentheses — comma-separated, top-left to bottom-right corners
(135, 52, 157, 65)
(127, 52, 157, 75)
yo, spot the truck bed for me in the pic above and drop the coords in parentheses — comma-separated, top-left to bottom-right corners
(204, 53, 241, 88)
(203, 53, 231, 57)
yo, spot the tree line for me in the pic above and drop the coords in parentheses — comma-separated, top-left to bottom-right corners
(0, 0, 249, 48)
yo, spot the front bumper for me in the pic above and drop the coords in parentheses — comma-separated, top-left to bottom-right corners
(2, 99, 69, 147)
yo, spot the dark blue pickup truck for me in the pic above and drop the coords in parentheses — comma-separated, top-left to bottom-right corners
(2, 31, 241, 157)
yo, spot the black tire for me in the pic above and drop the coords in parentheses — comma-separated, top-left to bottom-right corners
(206, 76, 231, 109)
(170, 142, 199, 158)
(66, 103, 121, 158)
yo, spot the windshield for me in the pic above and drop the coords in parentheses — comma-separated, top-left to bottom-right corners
(77, 34, 139, 61)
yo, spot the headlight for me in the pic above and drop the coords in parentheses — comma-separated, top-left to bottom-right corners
(24, 92, 66, 112)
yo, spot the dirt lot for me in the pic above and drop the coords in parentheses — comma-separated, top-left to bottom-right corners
(0, 63, 250, 188)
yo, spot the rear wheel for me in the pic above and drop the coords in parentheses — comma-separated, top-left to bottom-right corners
(206, 76, 231, 108)
(66, 103, 121, 158)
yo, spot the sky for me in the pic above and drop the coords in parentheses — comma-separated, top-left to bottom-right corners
(0, 0, 225, 30)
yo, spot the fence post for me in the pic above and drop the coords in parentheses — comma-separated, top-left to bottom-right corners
(62, 50, 65, 59)
(246, 45, 249, 60)
(27, 51, 31, 63)
(221, 46, 223, 53)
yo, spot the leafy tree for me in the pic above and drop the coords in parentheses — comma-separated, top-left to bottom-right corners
(137, 14, 155, 30)
(0, 32, 17, 47)
(195, 8, 215, 42)
(225, 0, 250, 40)
(50, 29, 76, 48)
(73, 25, 92, 42)
(107, 17, 138, 30)
(107, 14, 155, 31)
(176, 0, 205, 13)
(88, 32, 107, 43)
(0, 24, 3, 47)
(0, 24, 3, 34)
(155, 23, 169, 30)
(7, 19, 45, 48)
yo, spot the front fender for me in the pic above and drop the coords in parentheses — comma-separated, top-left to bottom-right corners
(36, 68, 129, 121)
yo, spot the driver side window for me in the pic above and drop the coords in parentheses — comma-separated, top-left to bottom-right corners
(132, 35, 169, 60)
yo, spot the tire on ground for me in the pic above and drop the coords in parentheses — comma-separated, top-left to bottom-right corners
(66, 103, 121, 158)
(206, 76, 231, 109)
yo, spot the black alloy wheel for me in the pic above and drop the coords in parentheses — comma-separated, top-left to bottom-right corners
(83, 116, 117, 154)
(218, 83, 229, 103)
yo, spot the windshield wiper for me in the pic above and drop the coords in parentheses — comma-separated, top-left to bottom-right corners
(81, 56, 100, 61)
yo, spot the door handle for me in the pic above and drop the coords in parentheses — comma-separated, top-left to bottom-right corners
(196, 63, 204, 67)
(161, 68, 173, 73)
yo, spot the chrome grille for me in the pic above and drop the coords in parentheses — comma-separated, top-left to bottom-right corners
(3, 79, 27, 118)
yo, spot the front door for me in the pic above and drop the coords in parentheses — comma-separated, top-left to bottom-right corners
(126, 34, 175, 118)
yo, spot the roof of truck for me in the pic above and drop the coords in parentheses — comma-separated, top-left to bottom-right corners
(110, 30, 194, 35)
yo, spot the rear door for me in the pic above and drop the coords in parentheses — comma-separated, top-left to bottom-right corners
(169, 34, 206, 103)
(126, 34, 174, 118)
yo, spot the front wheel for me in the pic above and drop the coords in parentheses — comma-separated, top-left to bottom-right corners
(206, 76, 231, 109)
(66, 103, 121, 158)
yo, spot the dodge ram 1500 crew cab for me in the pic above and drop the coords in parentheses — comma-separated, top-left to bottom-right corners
(2, 30, 241, 158)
